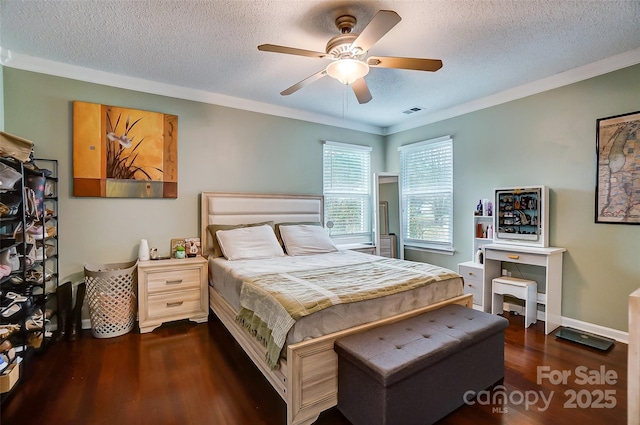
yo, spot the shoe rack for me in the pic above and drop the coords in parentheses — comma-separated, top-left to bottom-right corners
(0, 156, 59, 400)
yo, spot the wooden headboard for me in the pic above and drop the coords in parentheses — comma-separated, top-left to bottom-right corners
(199, 192, 323, 256)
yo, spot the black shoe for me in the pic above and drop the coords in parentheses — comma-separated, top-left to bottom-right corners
(68, 282, 86, 342)
(55, 282, 72, 341)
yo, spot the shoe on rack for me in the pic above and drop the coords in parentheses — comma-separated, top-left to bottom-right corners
(1, 297, 31, 320)
(9, 275, 23, 285)
(0, 347, 16, 364)
(0, 338, 12, 353)
(3, 292, 28, 302)
(0, 324, 20, 339)
(27, 332, 43, 349)
(23, 162, 52, 177)
(25, 309, 44, 331)
(1, 302, 21, 319)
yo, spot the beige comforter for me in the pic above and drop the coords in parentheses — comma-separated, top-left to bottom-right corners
(235, 257, 461, 369)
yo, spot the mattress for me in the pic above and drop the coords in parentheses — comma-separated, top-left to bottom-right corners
(209, 250, 464, 349)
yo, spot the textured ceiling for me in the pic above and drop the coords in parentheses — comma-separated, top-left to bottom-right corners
(2, 0, 640, 132)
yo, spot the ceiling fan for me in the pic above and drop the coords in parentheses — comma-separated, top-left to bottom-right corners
(258, 10, 443, 104)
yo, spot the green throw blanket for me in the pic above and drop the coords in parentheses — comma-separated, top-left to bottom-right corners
(235, 257, 461, 369)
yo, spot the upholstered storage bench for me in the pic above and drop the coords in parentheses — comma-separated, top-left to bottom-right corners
(334, 304, 508, 425)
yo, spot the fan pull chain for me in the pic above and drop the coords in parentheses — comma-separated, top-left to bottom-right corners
(342, 84, 348, 120)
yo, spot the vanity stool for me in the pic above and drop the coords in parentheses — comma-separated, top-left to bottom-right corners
(492, 276, 538, 327)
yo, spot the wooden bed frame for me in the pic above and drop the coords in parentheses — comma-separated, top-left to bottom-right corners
(200, 192, 473, 425)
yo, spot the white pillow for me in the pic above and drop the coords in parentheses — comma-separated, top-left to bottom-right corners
(279, 224, 338, 256)
(216, 224, 285, 260)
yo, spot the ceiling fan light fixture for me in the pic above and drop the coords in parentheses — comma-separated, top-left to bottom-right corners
(326, 59, 370, 85)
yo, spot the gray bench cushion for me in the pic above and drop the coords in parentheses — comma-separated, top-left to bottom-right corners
(334, 304, 508, 386)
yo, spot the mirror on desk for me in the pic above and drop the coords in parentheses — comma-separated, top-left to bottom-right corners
(373, 173, 403, 259)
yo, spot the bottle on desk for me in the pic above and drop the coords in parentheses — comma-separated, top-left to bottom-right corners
(475, 248, 484, 264)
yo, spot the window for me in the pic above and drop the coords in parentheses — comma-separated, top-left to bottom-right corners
(323, 141, 372, 245)
(399, 135, 453, 253)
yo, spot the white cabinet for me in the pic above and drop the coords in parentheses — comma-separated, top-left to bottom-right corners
(472, 215, 494, 260)
(458, 260, 500, 313)
(137, 256, 208, 333)
(458, 262, 484, 306)
(379, 234, 397, 258)
(457, 214, 496, 312)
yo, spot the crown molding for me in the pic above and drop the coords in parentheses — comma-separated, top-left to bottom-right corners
(3, 47, 639, 137)
(386, 47, 640, 135)
(0, 47, 384, 135)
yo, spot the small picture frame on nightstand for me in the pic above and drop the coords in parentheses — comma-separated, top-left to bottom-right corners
(184, 237, 201, 257)
(170, 238, 185, 258)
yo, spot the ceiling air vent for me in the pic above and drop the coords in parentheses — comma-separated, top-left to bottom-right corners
(402, 106, 425, 114)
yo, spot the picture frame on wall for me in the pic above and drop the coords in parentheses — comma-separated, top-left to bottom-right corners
(595, 110, 640, 224)
(72, 101, 178, 198)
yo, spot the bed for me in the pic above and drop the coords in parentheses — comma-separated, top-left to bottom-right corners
(200, 192, 473, 425)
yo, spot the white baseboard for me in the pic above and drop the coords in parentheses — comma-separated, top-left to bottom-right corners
(561, 316, 629, 344)
(502, 301, 629, 344)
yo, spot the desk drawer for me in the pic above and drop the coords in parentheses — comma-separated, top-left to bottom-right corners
(146, 267, 201, 294)
(147, 289, 202, 319)
(484, 249, 546, 267)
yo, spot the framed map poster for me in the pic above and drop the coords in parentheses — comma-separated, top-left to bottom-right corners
(595, 111, 640, 224)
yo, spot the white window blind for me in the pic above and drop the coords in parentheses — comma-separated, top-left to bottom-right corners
(323, 141, 372, 245)
(399, 136, 453, 252)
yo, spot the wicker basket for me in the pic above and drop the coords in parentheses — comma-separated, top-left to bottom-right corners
(84, 260, 138, 338)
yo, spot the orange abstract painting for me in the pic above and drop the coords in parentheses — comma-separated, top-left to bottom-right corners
(73, 101, 178, 198)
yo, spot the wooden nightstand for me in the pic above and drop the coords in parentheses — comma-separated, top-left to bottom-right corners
(137, 256, 208, 333)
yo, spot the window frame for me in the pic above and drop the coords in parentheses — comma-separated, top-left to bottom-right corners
(322, 140, 373, 246)
(398, 135, 454, 254)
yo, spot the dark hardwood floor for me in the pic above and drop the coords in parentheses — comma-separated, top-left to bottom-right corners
(1, 312, 627, 425)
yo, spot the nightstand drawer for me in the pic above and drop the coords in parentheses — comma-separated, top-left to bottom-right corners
(147, 289, 202, 319)
(146, 267, 201, 294)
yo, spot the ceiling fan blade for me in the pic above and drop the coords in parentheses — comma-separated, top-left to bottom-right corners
(280, 69, 328, 96)
(367, 56, 443, 72)
(351, 78, 372, 104)
(351, 10, 401, 53)
(258, 44, 328, 59)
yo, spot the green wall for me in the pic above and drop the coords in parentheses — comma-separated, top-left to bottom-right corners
(0, 64, 4, 130)
(2, 68, 384, 282)
(386, 64, 640, 332)
(3, 64, 639, 332)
